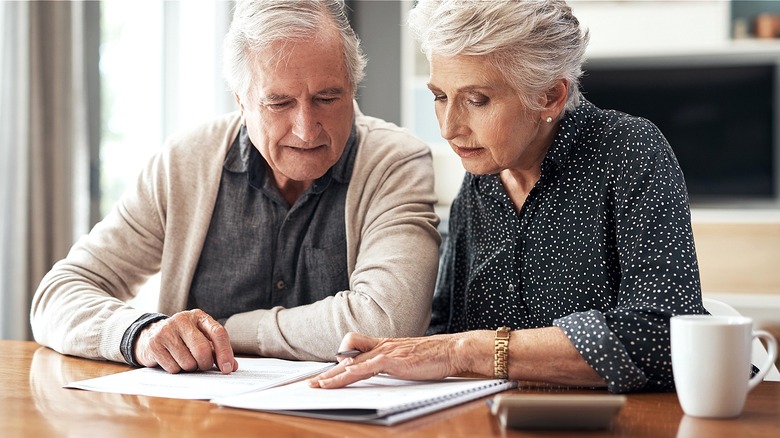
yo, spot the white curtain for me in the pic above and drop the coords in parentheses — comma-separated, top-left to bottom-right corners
(0, 1, 94, 340)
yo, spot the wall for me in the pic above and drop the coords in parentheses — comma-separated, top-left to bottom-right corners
(349, 0, 403, 126)
(572, 1, 780, 326)
(570, 0, 731, 55)
(691, 211, 780, 327)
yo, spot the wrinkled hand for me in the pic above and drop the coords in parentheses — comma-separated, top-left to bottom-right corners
(308, 332, 461, 389)
(134, 309, 238, 374)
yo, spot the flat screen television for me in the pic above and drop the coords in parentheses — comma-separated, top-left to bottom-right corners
(580, 51, 779, 207)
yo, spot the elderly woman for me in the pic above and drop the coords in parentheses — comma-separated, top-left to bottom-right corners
(310, 0, 705, 393)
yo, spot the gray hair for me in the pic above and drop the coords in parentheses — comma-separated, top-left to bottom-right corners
(223, 0, 367, 102)
(408, 0, 590, 113)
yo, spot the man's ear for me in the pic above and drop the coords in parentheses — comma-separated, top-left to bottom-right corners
(234, 93, 246, 124)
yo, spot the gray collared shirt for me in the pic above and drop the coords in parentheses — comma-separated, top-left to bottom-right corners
(187, 125, 356, 321)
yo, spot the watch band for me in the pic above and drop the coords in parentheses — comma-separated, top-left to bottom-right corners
(494, 326, 511, 379)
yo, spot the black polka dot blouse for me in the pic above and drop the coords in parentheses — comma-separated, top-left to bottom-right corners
(429, 99, 706, 393)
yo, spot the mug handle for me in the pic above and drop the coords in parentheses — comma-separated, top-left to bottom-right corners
(748, 330, 778, 391)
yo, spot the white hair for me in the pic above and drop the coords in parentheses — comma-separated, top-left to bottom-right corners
(408, 0, 590, 112)
(223, 0, 367, 102)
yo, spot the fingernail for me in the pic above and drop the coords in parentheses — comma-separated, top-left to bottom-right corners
(222, 362, 233, 373)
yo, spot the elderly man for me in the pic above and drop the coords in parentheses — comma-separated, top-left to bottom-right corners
(30, 0, 439, 374)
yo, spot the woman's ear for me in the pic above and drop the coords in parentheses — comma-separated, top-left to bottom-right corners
(544, 79, 569, 119)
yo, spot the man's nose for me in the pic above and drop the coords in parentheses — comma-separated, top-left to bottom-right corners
(291, 104, 322, 142)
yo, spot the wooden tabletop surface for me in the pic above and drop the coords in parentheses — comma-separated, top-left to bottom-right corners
(2, 340, 778, 437)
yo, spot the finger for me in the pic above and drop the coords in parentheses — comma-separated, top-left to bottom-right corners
(138, 318, 200, 373)
(146, 333, 190, 373)
(149, 311, 216, 372)
(149, 350, 182, 374)
(313, 356, 384, 389)
(195, 311, 237, 374)
(179, 330, 217, 372)
(136, 341, 175, 372)
(309, 359, 352, 384)
(312, 366, 375, 389)
(337, 332, 380, 356)
(310, 333, 384, 387)
(164, 331, 205, 372)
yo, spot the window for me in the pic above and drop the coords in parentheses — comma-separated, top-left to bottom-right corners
(99, 0, 233, 309)
(100, 1, 164, 217)
(99, 0, 233, 217)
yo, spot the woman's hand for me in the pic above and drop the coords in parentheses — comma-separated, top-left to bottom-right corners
(308, 332, 465, 389)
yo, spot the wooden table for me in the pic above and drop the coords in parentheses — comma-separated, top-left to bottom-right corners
(1, 340, 778, 437)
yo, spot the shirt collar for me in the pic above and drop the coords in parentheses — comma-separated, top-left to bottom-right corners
(542, 98, 595, 173)
(469, 99, 594, 194)
(223, 123, 357, 193)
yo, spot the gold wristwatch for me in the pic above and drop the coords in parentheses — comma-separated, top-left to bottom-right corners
(494, 326, 511, 379)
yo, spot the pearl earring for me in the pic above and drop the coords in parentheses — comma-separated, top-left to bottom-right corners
(545, 116, 553, 123)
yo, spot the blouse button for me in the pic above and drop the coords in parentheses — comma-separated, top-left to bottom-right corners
(275, 280, 286, 290)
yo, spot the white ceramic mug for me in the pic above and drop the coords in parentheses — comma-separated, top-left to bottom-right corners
(671, 315, 778, 418)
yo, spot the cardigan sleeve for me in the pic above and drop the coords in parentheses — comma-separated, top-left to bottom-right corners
(30, 151, 170, 363)
(225, 114, 441, 361)
(30, 113, 241, 364)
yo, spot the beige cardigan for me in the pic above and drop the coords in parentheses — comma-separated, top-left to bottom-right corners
(31, 106, 441, 363)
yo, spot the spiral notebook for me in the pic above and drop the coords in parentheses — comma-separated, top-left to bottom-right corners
(212, 375, 517, 426)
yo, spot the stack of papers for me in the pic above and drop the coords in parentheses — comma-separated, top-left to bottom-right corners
(67, 358, 516, 425)
(213, 374, 517, 426)
(66, 357, 333, 400)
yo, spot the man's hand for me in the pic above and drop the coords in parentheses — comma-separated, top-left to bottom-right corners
(134, 309, 238, 374)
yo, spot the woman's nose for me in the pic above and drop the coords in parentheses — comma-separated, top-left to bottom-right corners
(439, 104, 463, 140)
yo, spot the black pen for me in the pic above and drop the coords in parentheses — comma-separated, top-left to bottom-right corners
(335, 349, 362, 359)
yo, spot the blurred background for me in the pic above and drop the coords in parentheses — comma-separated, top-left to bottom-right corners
(2, 1, 780, 352)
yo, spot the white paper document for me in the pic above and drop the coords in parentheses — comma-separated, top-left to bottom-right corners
(66, 357, 334, 400)
(212, 375, 517, 425)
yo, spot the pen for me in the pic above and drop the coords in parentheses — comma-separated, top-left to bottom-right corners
(335, 349, 362, 359)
